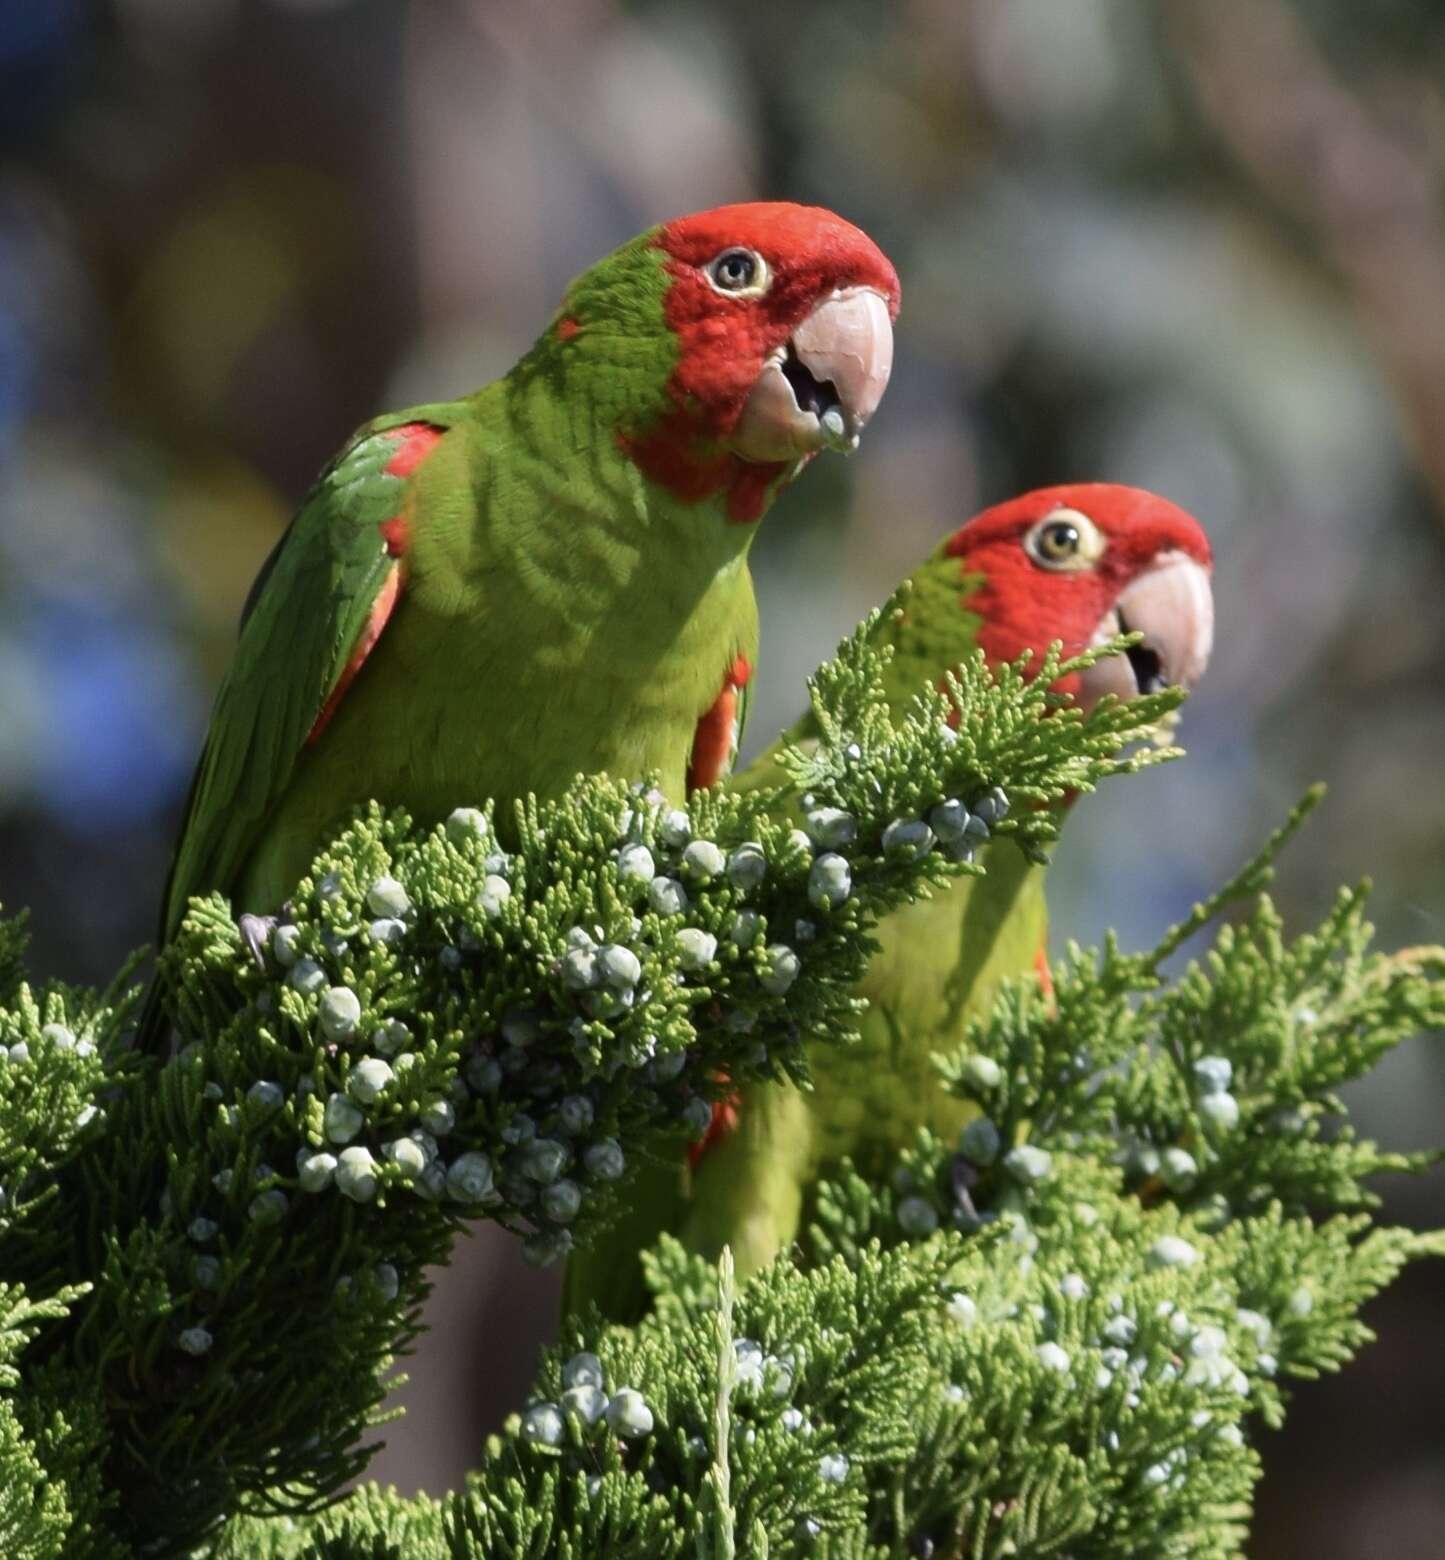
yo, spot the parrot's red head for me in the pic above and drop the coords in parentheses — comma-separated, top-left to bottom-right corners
(556, 202, 899, 524)
(945, 483, 1214, 709)
(654, 203, 899, 458)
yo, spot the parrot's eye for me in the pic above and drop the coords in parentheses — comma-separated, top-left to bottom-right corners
(706, 247, 770, 297)
(1024, 508, 1104, 572)
(1037, 521, 1080, 559)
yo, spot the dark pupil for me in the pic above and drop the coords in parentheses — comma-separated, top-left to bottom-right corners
(717, 251, 755, 289)
(1045, 523, 1079, 555)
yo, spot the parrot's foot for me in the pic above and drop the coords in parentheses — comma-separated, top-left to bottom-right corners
(951, 1154, 981, 1222)
(238, 914, 279, 970)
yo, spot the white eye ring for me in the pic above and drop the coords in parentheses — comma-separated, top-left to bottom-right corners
(704, 247, 771, 298)
(1023, 507, 1105, 572)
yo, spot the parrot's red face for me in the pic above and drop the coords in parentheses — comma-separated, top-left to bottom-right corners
(946, 483, 1214, 710)
(625, 202, 900, 521)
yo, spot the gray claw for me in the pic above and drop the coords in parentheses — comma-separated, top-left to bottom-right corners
(239, 914, 279, 970)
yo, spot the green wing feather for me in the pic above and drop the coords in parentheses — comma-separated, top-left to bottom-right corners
(160, 417, 417, 944)
(155, 405, 459, 951)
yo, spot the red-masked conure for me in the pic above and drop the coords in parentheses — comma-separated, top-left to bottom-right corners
(565, 483, 1213, 1316)
(139, 204, 899, 1049)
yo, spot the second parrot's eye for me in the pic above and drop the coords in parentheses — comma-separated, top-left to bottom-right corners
(1024, 508, 1104, 572)
(706, 247, 769, 296)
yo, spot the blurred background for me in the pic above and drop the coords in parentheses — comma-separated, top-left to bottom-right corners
(2, 0, 1443, 1551)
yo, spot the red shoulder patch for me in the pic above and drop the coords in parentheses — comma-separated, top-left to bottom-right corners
(687, 655, 752, 792)
(688, 685, 737, 792)
(375, 422, 444, 559)
(1033, 944, 1055, 1003)
(379, 515, 409, 558)
(687, 1082, 740, 1170)
(556, 316, 581, 341)
(384, 422, 444, 478)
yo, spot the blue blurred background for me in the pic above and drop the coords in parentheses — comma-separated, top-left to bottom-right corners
(2, 2, 1443, 1551)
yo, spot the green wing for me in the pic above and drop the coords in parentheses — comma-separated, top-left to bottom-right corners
(155, 406, 458, 949)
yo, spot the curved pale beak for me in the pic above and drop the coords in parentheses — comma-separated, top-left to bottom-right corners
(731, 287, 894, 463)
(1077, 551, 1214, 712)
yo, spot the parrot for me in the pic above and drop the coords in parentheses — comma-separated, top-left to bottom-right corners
(563, 482, 1214, 1317)
(138, 202, 899, 1050)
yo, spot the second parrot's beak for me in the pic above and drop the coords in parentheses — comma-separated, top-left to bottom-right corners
(731, 287, 894, 463)
(1078, 552, 1215, 711)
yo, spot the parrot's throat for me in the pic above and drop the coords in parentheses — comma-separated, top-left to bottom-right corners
(620, 417, 795, 525)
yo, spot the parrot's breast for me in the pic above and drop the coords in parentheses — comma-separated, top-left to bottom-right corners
(804, 843, 1046, 1177)
(235, 424, 760, 909)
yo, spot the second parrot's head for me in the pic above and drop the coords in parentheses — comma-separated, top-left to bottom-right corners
(943, 483, 1215, 710)
(548, 202, 899, 522)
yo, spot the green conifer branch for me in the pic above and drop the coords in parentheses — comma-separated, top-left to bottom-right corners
(0, 623, 1435, 1557)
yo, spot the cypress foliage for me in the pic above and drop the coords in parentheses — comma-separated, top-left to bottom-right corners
(0, 623, 1437, 1556)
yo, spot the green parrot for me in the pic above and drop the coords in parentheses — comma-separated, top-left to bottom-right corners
(564, 482, 1214, 1317)
(139, 203, 899, 1048)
